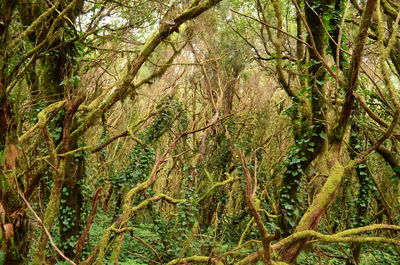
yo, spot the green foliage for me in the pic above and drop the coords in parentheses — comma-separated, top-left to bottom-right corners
(0, 251, 5, 265)
(280, 129, 323, 226)
(112, 145, 155, 191)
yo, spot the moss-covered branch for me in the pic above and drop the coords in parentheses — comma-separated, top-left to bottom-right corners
(237, 224, 400, 264)
(167, 255, 224, 265)
(18, 100, 66, 143)
(93, 190, 184, 264)
(131, 193, 184, 215)
(269, 0, 293, 98)
(279, 159, 348, 263)
(195, 177, 238, 203)
(32, 159, 66, 264)
(7, 0, 81, 93)
(353, 91, 389, 128)
(69, 0, 222, 141)
(134, 42, 186, 88)
(335, 0, 378, 141)
(355, 109, 399, 163)
(273, 224, 400, 250)
(9, 1, 60, 49)
(240, 153, 275, 264)
(376, 0, 400, 110)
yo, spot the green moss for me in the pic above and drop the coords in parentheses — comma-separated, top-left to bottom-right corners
(167, 255, 223, 265)
(19, 100, 66, 143)
(296, 163, 344, 231)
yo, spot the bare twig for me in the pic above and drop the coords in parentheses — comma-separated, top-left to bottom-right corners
(15, 178, 76, 265)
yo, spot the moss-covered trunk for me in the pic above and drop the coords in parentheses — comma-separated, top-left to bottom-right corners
(279, 0, 377, 261)
(279, 0, 329, 234)
(0, 0, 32, 263)
(347, 122, 374, 264)
(280, 147, 347, 262)
(60, 140, 85, 257)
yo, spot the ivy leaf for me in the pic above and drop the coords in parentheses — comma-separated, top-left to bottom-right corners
(319, 132, 327, 140)
(183, 164, 191, 171)
(284, 204, 294, 210)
